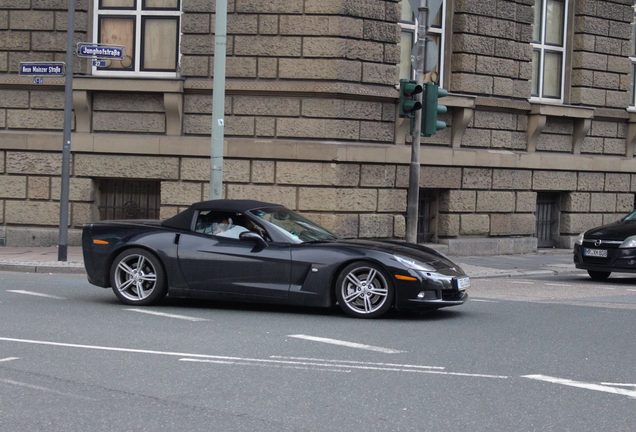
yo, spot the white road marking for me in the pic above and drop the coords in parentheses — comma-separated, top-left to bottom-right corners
(270, 355, 445, 370)
(470, 299, 499, 303)
(6, 290, 66, 300)
(179, 358, 351, 373)
(0, 379, 95, 401)
(287, 334, 405, 354)
(523, 374, 636, 399)
(598, 287, 617, 290)
(601, 382, 636, 388)
(545, 283, 573, 287)
(627, 289, 636, 292)
(125, 308, 208, 322)
(0, 336, 507, 381)
(510, 281, 534, 285)
(182, 357, 508, 379)
(0, 357, 19, 363)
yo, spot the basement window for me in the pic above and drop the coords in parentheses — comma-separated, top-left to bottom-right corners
(97, 178, 160, 220)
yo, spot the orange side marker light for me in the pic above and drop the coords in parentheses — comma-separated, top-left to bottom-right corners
(92, 239, 110, 245)
(394, 274, 417, 281)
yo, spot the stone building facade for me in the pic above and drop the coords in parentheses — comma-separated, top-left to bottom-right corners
(1, 0, 635, 254)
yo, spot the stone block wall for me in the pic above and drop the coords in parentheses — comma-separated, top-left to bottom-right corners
(570, 0, 632, 108)
(0, 88, 68, 132)
(181, 0, 400, 85)
(0, 1, 88, 74)
(451, 0, 533, 99)
(179, 0, 399, 143)
(560, 172, 634, 235)
(0, 149, 407, 244)
(423, 166, 634, 242)
(582, 119, 627, 155)
(183, 94, 396, 142)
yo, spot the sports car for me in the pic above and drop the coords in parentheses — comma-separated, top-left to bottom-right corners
(574, 209, 636, 280)
(82, 200, 469, 318)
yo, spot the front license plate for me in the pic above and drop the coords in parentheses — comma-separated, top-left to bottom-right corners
(584, 248, 608, 258)
(455, 277, 470, 291)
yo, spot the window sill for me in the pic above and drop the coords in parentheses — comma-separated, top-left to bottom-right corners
(527, 102, 594, 154)
(72, 76, 183, 135)
(439, 93, 476, 148)
(74, 76, 183, 93)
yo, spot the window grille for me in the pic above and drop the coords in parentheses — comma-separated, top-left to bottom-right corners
(97, 179, 160, 220)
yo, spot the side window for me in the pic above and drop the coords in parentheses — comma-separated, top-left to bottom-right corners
(194, 211, 269, 240)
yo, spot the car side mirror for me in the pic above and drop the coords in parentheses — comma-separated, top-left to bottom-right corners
(239, 231, 267, 249)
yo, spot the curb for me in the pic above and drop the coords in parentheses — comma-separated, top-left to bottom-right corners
(0, 263, 85, 274)
(469, 268, 584, 280)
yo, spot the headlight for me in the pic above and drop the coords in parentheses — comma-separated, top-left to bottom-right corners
(619, 235, 636, 248)
(393, 255, 436, 272)
(575, 232, 585, 246)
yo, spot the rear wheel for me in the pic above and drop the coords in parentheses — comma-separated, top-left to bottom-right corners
(335, 262, 394, 319)
(110, 248, 167, 305)
(587, 270, 611, 281)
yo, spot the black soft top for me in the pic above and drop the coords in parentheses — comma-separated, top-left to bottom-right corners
(162, 199, 281, 230)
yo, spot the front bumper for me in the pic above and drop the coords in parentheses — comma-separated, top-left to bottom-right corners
(394, 271, 468, 310)
(573, 243, 636, 273)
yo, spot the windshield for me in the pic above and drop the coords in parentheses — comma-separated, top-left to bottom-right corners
(249, 207, 338, 243)
(623, 210, 636, 221)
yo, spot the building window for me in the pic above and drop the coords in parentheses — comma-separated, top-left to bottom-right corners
(399, 0, 447, 86)
(417, 189, 439, 243)
(97, 179, 160, 220)
(93, 0, 181, 77)
(536, 192, 561, 247)
(531, 0, 569, 102)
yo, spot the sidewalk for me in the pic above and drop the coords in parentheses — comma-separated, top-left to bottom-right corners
(0, 246, 581, 279)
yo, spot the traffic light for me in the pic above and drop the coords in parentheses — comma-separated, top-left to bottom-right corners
(399, 79, 423, 118)
(421, 82, 448, 137)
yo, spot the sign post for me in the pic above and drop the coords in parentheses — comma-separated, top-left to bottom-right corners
(57, 0, 76, 262)
(210, 0, 228, 200)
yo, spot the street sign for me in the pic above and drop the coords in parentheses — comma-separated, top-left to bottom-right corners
(19, 62, 65, 76)
(76, 43, 125, 60)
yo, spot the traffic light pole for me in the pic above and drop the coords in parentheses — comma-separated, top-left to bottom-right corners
(405, 3, 429, 244)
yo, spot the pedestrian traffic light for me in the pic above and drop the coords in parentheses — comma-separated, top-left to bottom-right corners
(421, 82, 448, 137)
(399, 79, 423, 118)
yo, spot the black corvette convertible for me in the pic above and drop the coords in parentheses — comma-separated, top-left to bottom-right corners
(82, 200, 469, 318)
(574, 209, 636, 281)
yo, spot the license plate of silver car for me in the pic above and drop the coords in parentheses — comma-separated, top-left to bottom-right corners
(584, 248, 608, 258)
(456, 277, 470, 291)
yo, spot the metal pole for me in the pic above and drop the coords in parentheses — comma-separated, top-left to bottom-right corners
(57, 0, 76, 261)
(210, 0, 228, 200)
(405, 2, 428, 244)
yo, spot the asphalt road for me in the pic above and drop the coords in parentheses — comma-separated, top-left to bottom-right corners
(0, 270, 634, 432)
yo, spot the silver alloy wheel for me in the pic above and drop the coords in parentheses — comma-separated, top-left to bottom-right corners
(114, 254, 158, 302)
(340, 266, 389, 315)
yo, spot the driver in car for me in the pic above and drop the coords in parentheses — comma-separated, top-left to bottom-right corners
(213, 217, 249, 239)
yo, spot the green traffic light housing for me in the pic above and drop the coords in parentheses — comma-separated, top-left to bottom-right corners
(422, 82, 448, 137)
(399, 79, 423, 118)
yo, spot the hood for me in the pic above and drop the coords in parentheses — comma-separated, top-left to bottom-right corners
(585, 219, 636, 241)
(332, 239, 461, 272)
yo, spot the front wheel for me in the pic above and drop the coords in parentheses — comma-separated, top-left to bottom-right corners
(587, 270, 610, 281)
(335, 262, 394, 319)
(110, 248, 167, 305)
